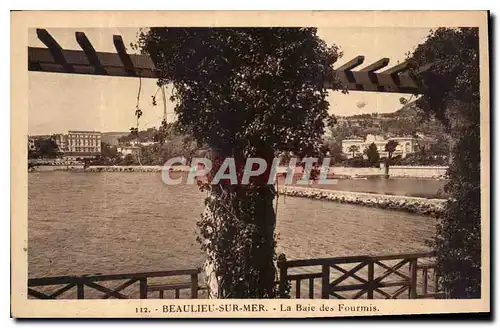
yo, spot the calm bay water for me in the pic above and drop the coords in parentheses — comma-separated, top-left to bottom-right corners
(28, 172, 437, 278)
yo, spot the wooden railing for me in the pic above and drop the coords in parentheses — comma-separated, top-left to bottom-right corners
(28, 268, 207, 299)
(28, 252, 443, 300)
(277, 251, 444, 299)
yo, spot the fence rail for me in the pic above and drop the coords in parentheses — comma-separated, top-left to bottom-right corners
(28, 268, 206, 299)
(278, 251, 443, 299)
(28, 251, 443, 300)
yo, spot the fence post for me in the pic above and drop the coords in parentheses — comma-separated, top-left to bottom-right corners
(321, 264, 330, 299)
(191, 273, 199, 299)
(409, 259, 418, 299)
(367, 260, 374, 299)
(77, 283, 84, 299)
(278, 255, 287, 298)
(139, 278, 147, 299)
(422, 268, 428, 296)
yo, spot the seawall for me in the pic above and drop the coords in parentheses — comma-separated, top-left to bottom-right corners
(277, 186, 446, 217)
(326, 166, 448, 179)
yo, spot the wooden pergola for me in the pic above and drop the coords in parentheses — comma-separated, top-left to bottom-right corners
(28, 29, 422, 94)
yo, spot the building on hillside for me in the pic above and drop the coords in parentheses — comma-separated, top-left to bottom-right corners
(101, 132, 130, 146)
(341, 134, 437, 159)
(117, 145, 141, 158)
(53, 133, 68, 152)
(65, 130, 102, 160)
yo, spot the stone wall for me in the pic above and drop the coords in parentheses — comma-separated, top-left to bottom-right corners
(326, 166, 448, 179)
(278, 186, 445, 217)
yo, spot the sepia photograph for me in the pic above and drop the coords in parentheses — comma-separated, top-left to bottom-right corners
(11, 10, 490, 318)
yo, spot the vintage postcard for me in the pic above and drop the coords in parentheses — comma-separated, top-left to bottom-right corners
(11, 11, 490, 318)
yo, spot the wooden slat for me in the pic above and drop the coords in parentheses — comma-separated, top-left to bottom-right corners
(332, 283, 367, 292)
(359, 58, 390, 72)
(147, 282, 191, 292)
(28, 288, 51, 299)
(331, 263, 368, 284)
(49, 283, 76, 298)
(190, 273, 198, 299)
(375, 260, 410, 281)
(286, 272, 322, 281)
(336, 56, 365, 71)
(113, 35, 137, 77)
(416, 263, 437, 270)
(36, 29, 74, 73)
(391, 285, 410, 299)
(75, 32, 107, 75)
(77, 283, 84, 299)
(295, 279, 301, 298)
(329, 262, 367, 288)
(330, 292, 346, 299)
(102, 278, 138, 299)
(139, 278, 148, 299)
(308, 278, 314, 299)
(373, 287, 393, 299)
(283, 251, 433, 268)
(321, 264, 330, 299)
(373, 259, 410, 284)
(29, 268, 200, 286)
(85, 281, 128, 299)
(422, 268, 429, 295)
(409, 259, 418, 299)
(367, 261, 374, 299)
(381, 61, 410, 75)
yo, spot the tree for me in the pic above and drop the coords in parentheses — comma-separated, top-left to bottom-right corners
(407, 28, 480, 298)
(100, 142, 119, 162)
(348, 145, 360, 158)
(34, 136, 60, 159)
(364, 142, 380, 167)
(138, 27, 342, 298)
(384, 140, 399, 159)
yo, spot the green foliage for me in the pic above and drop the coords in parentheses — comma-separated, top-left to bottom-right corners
(138, 27, 342, 298)
(364, 143, 380, 167)
(407, 27, 480, 298)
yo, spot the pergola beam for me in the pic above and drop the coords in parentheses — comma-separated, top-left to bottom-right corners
(35, 29, 74, 73)
(113, 35, 137, 77)
(359, 58, 390, 72)
(28, 29, 423, 94)
(75, 31, 107, 75)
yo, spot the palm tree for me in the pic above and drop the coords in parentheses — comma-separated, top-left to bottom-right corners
(348, 145, 360, 158)
(385, 140, 399, 159)
(383, 140, 399, 177)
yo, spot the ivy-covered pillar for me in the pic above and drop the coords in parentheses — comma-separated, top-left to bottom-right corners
(138, 27, 341, 298)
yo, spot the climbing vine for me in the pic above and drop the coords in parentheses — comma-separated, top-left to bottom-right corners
(137, 28, 341, 298)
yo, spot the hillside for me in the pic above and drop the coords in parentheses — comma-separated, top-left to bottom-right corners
(332, 101, 448, 141)
(101, 132, 130, 146)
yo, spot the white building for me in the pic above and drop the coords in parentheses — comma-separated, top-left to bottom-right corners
(117, 145, 141, 158)
(342, 134, 436, 159)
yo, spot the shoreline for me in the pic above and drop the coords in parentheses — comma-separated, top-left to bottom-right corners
(30, 164, 448, 179)
(278, 186, 446, 217)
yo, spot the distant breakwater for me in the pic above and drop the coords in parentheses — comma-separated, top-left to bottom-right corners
(85, 166, 167, 172)
(278, 186, 446, 217)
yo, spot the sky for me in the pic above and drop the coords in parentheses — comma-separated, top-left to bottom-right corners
(28, 27, 432, 135)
